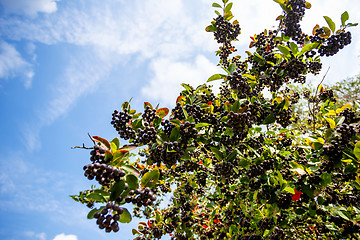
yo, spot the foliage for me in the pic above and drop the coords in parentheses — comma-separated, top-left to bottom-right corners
(71, 0, 360, 239)
(327, 74, 360, 105)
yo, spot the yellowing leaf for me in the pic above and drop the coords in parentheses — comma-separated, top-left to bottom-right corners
(305, 138, 312, 145)
(317, 138, 325, 144)
(327, 110, 336, 116)
(326, 118, 336, 129)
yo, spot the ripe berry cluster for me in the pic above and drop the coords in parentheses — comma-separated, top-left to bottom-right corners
(318, 31, 352, 57)
(227, 70, 251, 98)
(83, 162, 126, 186)
(136, 121, 157, 145)
(111, 109, 136, 140)
(90, 144, 106, 163)
(126, 187, 157, 207)
(307, 61, 322, 75)
(339, 108, 356, 124)
(93, 202, 123, 232)
(283, 0, 306, 39)
(213, 15, 241, 43)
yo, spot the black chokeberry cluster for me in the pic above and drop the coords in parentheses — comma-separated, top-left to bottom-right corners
(337, 123, 356, 143)
(83, 162, 126, 186)
(271, 101, 293, 128)
(339, 108, 356, 124)
(179, 121, 197, 143)
(161, 119, 175, 136)
(148, 142, 184, 167)
(268, 227, 285, 240)
(214, 161, 235, 177)
(227, 111, 254, 141)
(227, 70, 251, 98)
(318, 31, 352, 57)
(126, 187, 157, 207)
(90, 144, 106, 163)
(277, 192, 293, 209)
(283, 0, 306, 39)
(213, 15, 241, 43)
(136, 121, 157, 145)
(257, 217, 275, 230)
(307, 61, 322, 75)
(285, 58, 306, 81)
(93, 202, 123, 232)
(319, 89, 336, 102)
(183, 104, 205, 123)
(111, 109, 136, 140)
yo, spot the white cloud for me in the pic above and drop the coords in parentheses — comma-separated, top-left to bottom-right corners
(1, 0, 359, 150)
(0, 40, 34, 87)
(142, 55, 220, 106)
(53, 233, 78, 240)
(0, 0, 58, 17)
(25, 231, 47, 240)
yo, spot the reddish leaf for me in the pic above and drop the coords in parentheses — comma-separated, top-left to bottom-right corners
(207, 101, 212, 106)
(144, 102, 153, 109)
(292, 189, 302, 201)
(202, 225, 208, 229)
(214, 219, 220, 224)
(92, 136, 110, 150)
(250, 36, 255, 41)
(176, 96, 185, 104)
(119, 145, 137, 152)
(156, 108, 169, 118)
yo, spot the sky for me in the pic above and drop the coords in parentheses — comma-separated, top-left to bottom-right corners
(0, 0, 359, 240)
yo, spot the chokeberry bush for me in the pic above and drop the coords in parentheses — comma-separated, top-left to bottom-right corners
(71, 0, 360, 239)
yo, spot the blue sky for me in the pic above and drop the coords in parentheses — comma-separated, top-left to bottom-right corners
(0, 0, 359, 240)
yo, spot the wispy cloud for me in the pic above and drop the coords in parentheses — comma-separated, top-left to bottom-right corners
(53, 233, 78, 240)
(0, 0, 58, 17)
(25, 232, 47, 240)
(0, 40, 34, 88)
(142, 55, 220, 106)
(1, 0, 359, 151)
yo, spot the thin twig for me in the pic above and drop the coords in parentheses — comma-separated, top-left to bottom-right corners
(71, 144, 93, 149)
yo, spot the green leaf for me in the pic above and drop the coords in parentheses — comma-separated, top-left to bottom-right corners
(284, 186, 295, 194)
(141, 169, 160, 188)
(224, 2, 233, 13)
(126, 174, 139, 190)
(119, 208, 132, 223)
(300, 42, 319, 55)
(243, 74, 256, 81)
(87, 208, 98, 219)
(334, 209, 350, 221)
(320, 172, 331, 187)
(273, 0, 285, 4)
(207, 74, 226, 82)
(228, 63, 237, 74)
(87, 192, 105, 202)
(205, 24, 217, 32)
(263, 114, 276, 124)
(110, 180, 125, 201)
(226, 150, 237, 162)
(122, 165, 141, 177)
(170, 126, 180, 142)
(354, 141, 360, 160)
(341, 11, 349, 27)
(277, 45, 291, 57)
(289, 42, 299, 55)
(212, 3, 222, 8)
(181, 83, 193, 92)
(195, 123, 212, 128)
(232, 100, 240, 113)
(324, 16, 336, 33)
(110, 138, 120, 152)
(211, 147, 223, 161)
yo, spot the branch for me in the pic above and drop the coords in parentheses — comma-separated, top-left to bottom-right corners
(71, 144, 93, 149)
